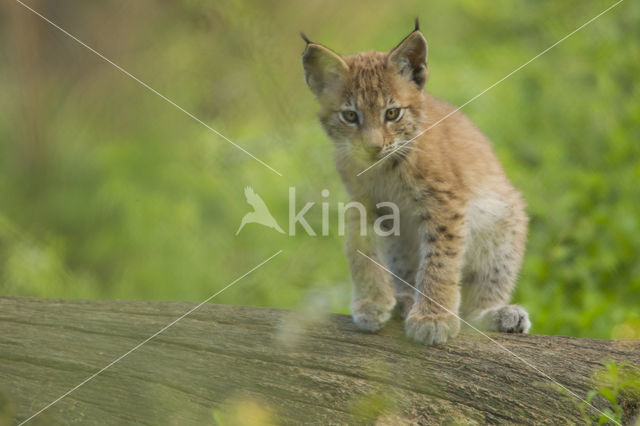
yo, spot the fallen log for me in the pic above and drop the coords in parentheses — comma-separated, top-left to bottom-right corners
(0, 297, 638, 424)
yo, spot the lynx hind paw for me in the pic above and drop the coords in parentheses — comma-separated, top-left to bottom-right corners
(495, 305, 530, 334)
(405, 310, 460, 346)
(352, 299, 395, 333)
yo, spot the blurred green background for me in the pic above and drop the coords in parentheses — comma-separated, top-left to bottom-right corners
(1, 0, 638, 339)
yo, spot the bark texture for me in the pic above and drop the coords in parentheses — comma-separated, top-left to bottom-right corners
(0, 297, 638, 425)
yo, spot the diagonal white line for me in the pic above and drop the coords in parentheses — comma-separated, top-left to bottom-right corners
(357, 0, 625, 176)
(13, 0, 283, 177)
(357, 250, 620, 425)
(19, 250, 283, 425)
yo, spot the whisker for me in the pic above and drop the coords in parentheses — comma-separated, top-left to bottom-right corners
(395, 144, 430, 156)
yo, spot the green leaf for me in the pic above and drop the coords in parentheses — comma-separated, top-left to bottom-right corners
(598, 388, 618, 406)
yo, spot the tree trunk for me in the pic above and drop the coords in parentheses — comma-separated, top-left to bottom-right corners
(0, 297, 638, 425)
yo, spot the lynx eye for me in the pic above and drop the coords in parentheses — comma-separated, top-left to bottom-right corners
(385, 108, 402, 122)
(340, 110, 359, 124)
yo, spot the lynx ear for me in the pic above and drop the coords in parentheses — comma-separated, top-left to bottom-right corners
(301, 37, 349, 98)
(387, 26, 428, 89)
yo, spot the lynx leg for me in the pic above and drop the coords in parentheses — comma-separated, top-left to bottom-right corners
(460, 212, 530, 333)
(345, 208, 396, 332)
(405, 206, 466, 346)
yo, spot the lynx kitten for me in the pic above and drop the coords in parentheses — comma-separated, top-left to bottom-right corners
(302, 20, 530, 345)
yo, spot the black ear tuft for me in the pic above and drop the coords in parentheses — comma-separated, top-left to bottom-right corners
(414, 17, 420, 32)
(300, 32, 312, 45)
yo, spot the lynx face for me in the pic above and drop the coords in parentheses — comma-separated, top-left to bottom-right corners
(302, 29, 429, 163)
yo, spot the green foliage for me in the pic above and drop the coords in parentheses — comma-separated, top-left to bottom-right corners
(581, 361, 640, 425)
(1, 0, 639, 338)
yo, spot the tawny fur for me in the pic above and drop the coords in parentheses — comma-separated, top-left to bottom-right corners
(302, 24, 530, 345)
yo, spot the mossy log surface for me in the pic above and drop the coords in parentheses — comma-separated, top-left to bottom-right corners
(1, 297, 639, 425)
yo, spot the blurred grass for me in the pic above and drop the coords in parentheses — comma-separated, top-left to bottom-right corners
(0, 0, 638, 338)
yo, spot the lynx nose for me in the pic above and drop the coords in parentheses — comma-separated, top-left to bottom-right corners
(362, 128, 384, 152)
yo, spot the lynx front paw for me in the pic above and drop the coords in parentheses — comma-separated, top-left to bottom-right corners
(352, 299, 395, 332)
(405, 309, 460, 346)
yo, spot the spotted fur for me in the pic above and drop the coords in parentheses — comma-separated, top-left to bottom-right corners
(302, 23, 530, 345)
